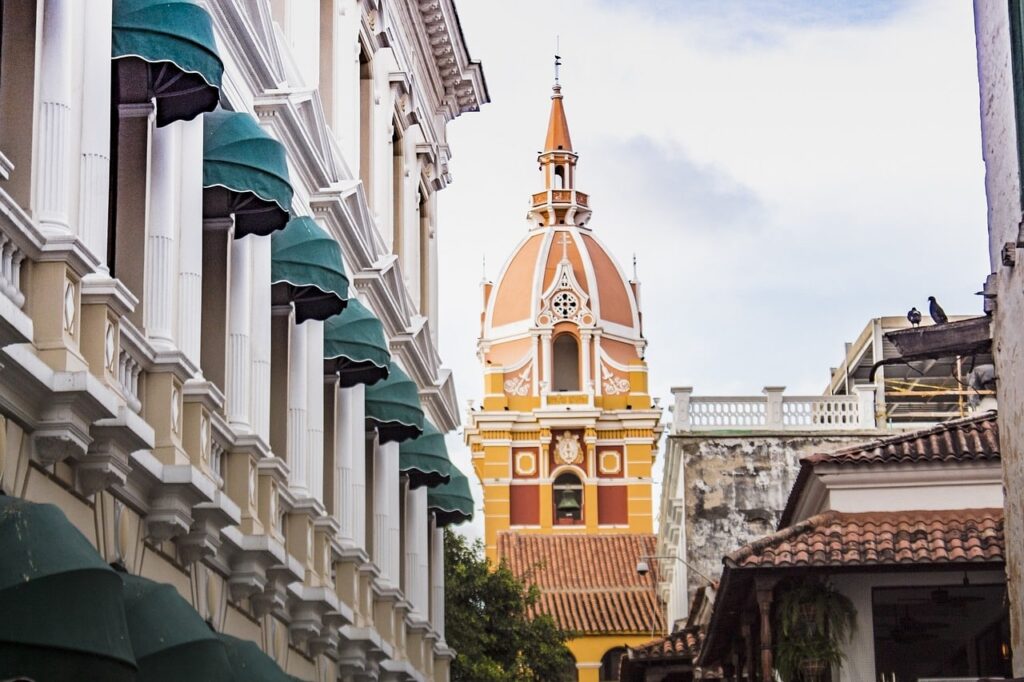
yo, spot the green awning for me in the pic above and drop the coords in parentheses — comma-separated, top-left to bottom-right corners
(112, 0, 223, 126)
(120, 573, 231, 681)
(365, 362, 424, 444)
(271, 217, 349, 323)
(203, 110, 293, 238)
(428, 466, 474, 527)
(323, 299, 390, 388)
(400, 419, 453, 489)
(0, 496, 136, 682)
(219, 633, 301, 682)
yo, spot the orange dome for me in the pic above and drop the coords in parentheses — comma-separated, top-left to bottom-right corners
(484, 226, 642, 341)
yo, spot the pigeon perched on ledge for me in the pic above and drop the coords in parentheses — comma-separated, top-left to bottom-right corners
(928, 296, 948, 324)
(907, 307, 922, 327)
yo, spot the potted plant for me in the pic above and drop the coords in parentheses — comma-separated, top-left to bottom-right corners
(774, 579, 856, 682)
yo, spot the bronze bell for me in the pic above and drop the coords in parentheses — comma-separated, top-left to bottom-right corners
(557, 491, 580, 511)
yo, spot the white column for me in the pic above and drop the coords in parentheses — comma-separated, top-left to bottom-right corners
(145, 123, 181, 349)
(177, 117, 204, 365)
(37, 0, 74, 233)
(77, 0, 112, 262)
(306, 319, 325, 502)
(580, 331, 592, 393)
(373, 439, 397, 583)
(335, 385, 353, 539)
(405, 485, 428, 617)
(227, 238, 253, 430)
(541, 331, 552, 392)
(430, 520, 445, 640)
(288, 318, 309, 495)
(250, 237, 272, 442)
(347, 384, 367, 548)
(388, 450, 402, 586)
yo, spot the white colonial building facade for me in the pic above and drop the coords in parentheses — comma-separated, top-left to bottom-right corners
(0, 0, 484, 680)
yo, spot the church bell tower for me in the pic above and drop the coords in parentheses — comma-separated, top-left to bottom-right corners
(465, 76, 663, 563)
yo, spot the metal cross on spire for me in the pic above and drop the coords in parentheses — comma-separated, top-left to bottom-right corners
(554, 36, 561, 85)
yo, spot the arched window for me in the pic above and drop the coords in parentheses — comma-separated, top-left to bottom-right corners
(600, 647, 627, 681)
(552, 334, 579, 391)
(553, 165, 565, 189)
(553, 471, 583, 524)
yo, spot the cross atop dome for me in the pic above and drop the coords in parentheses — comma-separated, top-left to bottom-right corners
(531, 65, 591, 228)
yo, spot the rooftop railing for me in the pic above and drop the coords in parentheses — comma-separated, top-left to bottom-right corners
(670, 385, 877, 432)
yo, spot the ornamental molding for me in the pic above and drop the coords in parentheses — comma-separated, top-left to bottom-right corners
(554, 431, 582, 466)
(601, 365, 630, 396)
(503, 366, 531, 396)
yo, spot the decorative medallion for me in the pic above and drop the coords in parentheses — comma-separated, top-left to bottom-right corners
(63, 280, 76, 334)
(113, 499, 125, 562)
(514, 451, 536, 476)
(200, 415, 210, 465)
(599, 450, 621, 475)
(503, 367, 531, 396)
(554, 431, 582, 466)
(104, 323, 117, 373)
(171, 386, 182, 435)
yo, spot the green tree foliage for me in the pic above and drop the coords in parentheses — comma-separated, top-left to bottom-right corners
(444, 530, 577, 682)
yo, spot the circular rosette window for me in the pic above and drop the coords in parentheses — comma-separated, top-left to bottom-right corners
(551, 291, 579, 318)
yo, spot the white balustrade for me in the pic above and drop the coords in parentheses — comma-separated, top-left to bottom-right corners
(671, 385, 876, 432)
(118, 346, 143, 413)
(0, 233, 26, 308)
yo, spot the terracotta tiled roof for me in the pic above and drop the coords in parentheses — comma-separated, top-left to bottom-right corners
(497, 532, 665, 634)
(805, 411, 999, 466)
(628, 627, 702, 661)
(728, 509, 1004, 569)
(780, 413, 999, 527)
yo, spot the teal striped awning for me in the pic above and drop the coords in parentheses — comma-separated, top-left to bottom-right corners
(399, 419, 453, 489)
(323, 299, 390, 388)
(427, 466, 474, 527)
(112, 0, 223, 126)
(202, 110, 292, 238)
(0, 496, 136, 681)
(120, 573, 231, 681)
(272, 217, 348, 323)
(365, 362, 424, 444)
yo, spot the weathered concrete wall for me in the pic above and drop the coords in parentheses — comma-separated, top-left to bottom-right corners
(675, 432, 879, 597)
(975, 1, 1024, 673)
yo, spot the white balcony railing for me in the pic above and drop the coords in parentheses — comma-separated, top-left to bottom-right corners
(671, 386, 877, 432)
(0, 232, 26, 309)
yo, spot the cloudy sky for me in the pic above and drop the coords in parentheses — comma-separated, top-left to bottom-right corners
(434, 0, 989, 540)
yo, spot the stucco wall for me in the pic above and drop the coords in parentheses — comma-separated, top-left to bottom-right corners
(674, 432, 879, 596)
(975, 1, 1024, 673)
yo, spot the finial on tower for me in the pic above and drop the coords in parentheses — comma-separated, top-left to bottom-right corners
(554, 36, 561, 86)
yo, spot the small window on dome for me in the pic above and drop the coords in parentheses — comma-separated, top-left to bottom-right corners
(552, 334, 580, 391)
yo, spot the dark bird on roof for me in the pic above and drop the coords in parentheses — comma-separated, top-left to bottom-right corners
(907, 307, 922, 327)
(928, 296, 948, 325)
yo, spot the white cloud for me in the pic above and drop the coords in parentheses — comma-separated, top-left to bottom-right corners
(437, 0, 988, 541)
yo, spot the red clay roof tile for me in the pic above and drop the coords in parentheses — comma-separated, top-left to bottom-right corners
(728, 508, 1004, 569)
(498, 532, 666, 634)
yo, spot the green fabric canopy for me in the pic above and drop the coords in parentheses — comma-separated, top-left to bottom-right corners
(219, 633, 301, 682)
(427, 466, 474, 527)
(0, 496, 136, 682)
(323, 299, 391, 388)
(365, 362, 424, 444)
(399, 419, 453, 489)
(271, 217, 349, 323)
(120, 573, 232, 681)
(203, 110, 293, 238)
(112, 0, 223, 126)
